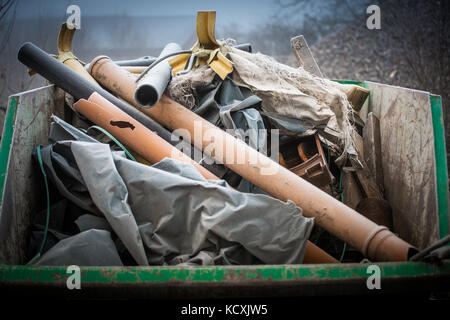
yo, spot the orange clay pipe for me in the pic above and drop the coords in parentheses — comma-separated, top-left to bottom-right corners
(88, 55, 417, 262)
(73, 92, 218, 180)
(73, 91, 338, 264)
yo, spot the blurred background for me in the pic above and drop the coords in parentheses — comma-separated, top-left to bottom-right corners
(0, 0, 449, 164)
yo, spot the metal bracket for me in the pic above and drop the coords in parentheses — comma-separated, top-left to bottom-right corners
(169, 11, 233, 80)
(290, 35, 323, 78)
(28, 23, 95, 83)
(196, 11, 220, 50)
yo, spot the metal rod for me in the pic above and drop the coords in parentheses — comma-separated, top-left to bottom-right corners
(135, 49, 192, 83)
(115, 56, 156, 67)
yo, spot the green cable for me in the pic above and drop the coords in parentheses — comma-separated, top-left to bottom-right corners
(340, 243, 347, 262)
(325, 140, 331, 167)
(323, 140, 347, 261)
(315, 140, 347, 261)
(339, 169, 347, 262)
(26, 126, 135, 265)
(27, 146, 50, 265)
(313, 140, 331, 246)
(84, 125, 137, 162)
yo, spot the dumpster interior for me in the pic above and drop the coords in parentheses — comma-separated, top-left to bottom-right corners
(0, 11, 448, 269)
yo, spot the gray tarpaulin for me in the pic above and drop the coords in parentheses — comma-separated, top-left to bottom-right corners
(170, 67, 267, 152)
(194, 77, 267, 151)
(35, 229, 123, 266)
(36, 117, 314, 266)
(170, 71, 269, 191)
(75, 214, 113, 233)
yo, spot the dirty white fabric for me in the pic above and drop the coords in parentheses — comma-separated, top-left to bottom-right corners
(227, 47, 358, 165)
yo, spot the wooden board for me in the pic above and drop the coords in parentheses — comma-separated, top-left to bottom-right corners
(363, 112, 384, 191)
(290, 35, 324, 78)
(342, 170, 364, 210)
(0, 85, 65, 264)
(366, 82, 440, 249)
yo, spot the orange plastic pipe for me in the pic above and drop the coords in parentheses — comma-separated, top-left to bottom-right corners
(73, 91, 337, 264)
(88, 56, 417, 262)
(73, 92, 218, 180)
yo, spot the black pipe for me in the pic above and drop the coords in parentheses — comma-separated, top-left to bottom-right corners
(17, 42, 173, 143)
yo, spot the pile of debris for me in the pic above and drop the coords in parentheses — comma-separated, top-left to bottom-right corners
(18, 11, 417, 267)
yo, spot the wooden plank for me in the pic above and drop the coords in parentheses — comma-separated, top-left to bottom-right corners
(0, 85, 65, 264)
(363, 112, 384, 191)
(351, 158, 384, 199)
(350, 130, 383, 199)
(366, 82, 440, 249)
(290, 35, 324, 78)
(342, 170, 364, 210)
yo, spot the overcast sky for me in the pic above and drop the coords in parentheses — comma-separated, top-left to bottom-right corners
(16, 0, 279, 30)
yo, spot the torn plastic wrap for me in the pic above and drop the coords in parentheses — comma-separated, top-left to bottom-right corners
(169, 65, 316, 137)
(169, 68, 269, 191)
(36, 117, 314, 265)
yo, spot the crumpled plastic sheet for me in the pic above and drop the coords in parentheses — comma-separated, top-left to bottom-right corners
(171, 75, 270, 191)
(195, 77, 267, 152)
(35, 117, 314, 266)
(34, 229, 123, 266)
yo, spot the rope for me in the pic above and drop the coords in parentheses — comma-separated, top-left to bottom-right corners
(339, 169, 347, 262)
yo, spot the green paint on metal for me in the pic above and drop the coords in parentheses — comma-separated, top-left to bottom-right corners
(0, 97, 18, 206)
(1, 262, 449, 285)
(244, 267, 285, 281)
(333, 80, 365, 86)
(430, 95, 449, 238)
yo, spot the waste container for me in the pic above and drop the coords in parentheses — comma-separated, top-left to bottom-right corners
(0, 80, 448, 298)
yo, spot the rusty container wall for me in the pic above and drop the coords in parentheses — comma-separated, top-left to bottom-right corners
(0, 82, 448, 297)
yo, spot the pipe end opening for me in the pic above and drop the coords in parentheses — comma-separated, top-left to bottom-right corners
(135, 84, 158, 108)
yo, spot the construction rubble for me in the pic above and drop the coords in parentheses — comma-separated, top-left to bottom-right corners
(17, 11, 426, 267)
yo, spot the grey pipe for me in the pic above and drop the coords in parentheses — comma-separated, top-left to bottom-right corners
(115, 56, 156, 66)
(134, 42, 181, 108)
